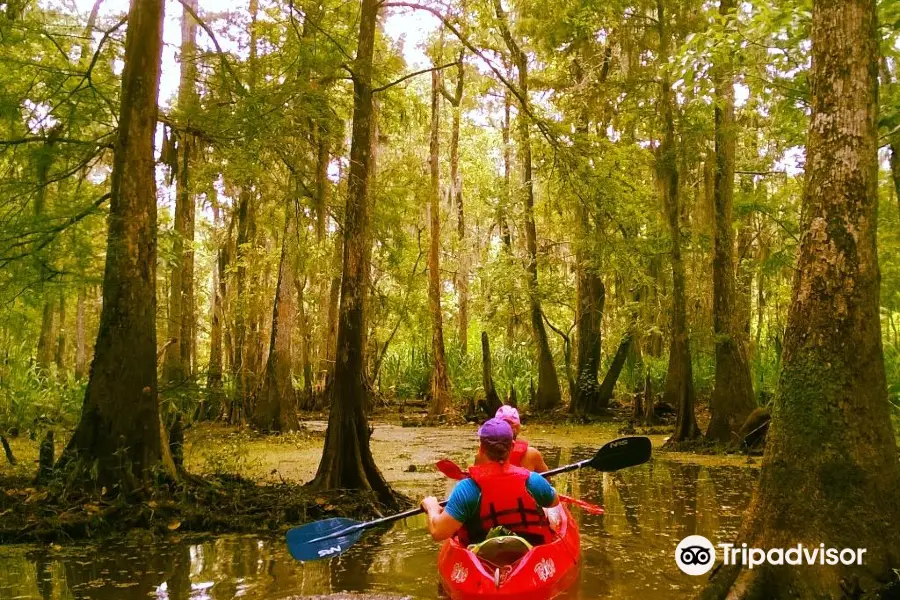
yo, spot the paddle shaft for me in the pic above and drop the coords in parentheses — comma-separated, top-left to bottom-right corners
(308, 500, 447, 544)
(311, 461, 589, 544)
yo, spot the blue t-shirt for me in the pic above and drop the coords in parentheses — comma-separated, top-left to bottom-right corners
(444, 473, 556, 523)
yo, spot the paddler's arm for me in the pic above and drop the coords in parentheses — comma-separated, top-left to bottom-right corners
(420, 497, 464, 541)
(523, 447, 549, 473)
(421, 479, 477, 542)
(526, 472, 560, 508)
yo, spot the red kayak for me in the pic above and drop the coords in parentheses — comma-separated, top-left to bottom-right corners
(437, 505, 580, 599)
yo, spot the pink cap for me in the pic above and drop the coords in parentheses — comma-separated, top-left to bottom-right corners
(495, 405, 520, 426)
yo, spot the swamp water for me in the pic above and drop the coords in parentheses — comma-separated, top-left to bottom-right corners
(0, 450, 756, 599)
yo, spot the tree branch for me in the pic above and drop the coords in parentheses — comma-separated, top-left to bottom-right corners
(372, 61, 460, 93)
(382, 2, 557, 146)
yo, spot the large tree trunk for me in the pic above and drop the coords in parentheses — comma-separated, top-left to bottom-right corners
(207, 201, 229, 415)
(657, 0, 698, 442)
(707, 0, 756, 443)
(162, 0, 198, 383)
(34, 135, 58, 374)
(481, 332, 502, 414)
(493, 0, 561, 411)
(75, 286, 87, 380)
(446, 55, 468, 354)
(297, 278, 314, 406)
(595, 332, 632, 409)
(54, 293, 67, 375)
(427, 68, 452, 417)
(163, 183, 184, 383)
(323, 231, 341, 389)
(56, 0, 176, 487)
(572, 252, 605, 414)
(310, 0, 398, 506)
(702, 1, 900, 596)
(252, 209, 300, 432)
(232, 187, 256, 423)
(230, 0, 261, 424)
(499, 90, 513, 253)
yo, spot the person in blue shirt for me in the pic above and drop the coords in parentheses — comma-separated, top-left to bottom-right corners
(420, 418, 561, 545)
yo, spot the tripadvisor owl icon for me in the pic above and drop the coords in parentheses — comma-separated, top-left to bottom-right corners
(676, 535, 716, 576)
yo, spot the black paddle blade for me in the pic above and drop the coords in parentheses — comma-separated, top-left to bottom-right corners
(286, 517, 362, 561)
(589, 436, 652, 472)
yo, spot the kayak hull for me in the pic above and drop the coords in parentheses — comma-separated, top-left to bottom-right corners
(437, 506, 580, 600)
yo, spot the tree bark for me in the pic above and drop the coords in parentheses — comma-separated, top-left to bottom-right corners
(54, 293, 67, 375)
(297, 278, 314, 406)
(702, 0, 900, 596)
(37, 302, 56, 372)
(493, 0, 561, 411)
(310, 0, 398, 506)
(252, 208, 300, 432)
(595, 332, 632, 409)
(481, 331, 502, 414)
(573, 252, 606, 414)
(499, 90, 513, 252)
(428, 68, 452, 417)
(34, 133, 59, 374)
(56, 0, 176, 487)
(657, 0, 698, 442)
(707, 0, 757, 443)
(323, 231, 341, 389)
(232, 187, 256, 423)
(75, 286, 87, 380)
(446, 54, 468, 354)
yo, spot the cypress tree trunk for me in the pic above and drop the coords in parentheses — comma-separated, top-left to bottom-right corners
(428, 68, 452, 417)
(75, 286, 87, 380)
(37, 302, 56, 372)
(595, 332, 632, 409)
(323, 231, 341, 390)
(446, 55, 468, 354)
(253, 209, 300, 432)
(573, 251, 605, 414)
(657, 0, 698, 441)
(54, 293, 67, 375)
(499, 90, 513, 253)
(702, 1, 900, 596)
(707, 0, 756, 443)
(57, 0, 177, 487)
(163, 187, 184, 383)
(232, 187, 255, 422)
(34, 134, 58, 374)
(481, 332, 502, 414)
(310, 0, 398, 506)
(493, 0, 561, 410)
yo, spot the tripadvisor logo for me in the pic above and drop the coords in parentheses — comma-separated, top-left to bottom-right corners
(676, 536, 868, 576)
(675, 535, 716, 576)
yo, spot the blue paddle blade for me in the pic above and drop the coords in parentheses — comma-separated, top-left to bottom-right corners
(286, 517, 363, 561)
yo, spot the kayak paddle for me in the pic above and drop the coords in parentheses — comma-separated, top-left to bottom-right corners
(434, 459, 606, 516)
(285, 435, 651, 562)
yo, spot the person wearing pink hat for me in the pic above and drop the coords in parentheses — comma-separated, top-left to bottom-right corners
(420, 418, 559, 545)
(473, 406, 549, 472)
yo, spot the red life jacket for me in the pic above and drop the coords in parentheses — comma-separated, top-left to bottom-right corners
(460, 461, 552, 546)
(509, 439, 528, 466)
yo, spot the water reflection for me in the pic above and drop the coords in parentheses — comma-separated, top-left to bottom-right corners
(0, 457, 756, 600)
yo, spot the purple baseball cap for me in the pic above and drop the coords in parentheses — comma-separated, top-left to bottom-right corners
(478, 418, 514, 443)
(495, 405, 520, 426)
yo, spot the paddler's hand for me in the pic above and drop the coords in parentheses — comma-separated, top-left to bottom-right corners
(420, 496, 441, 515)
